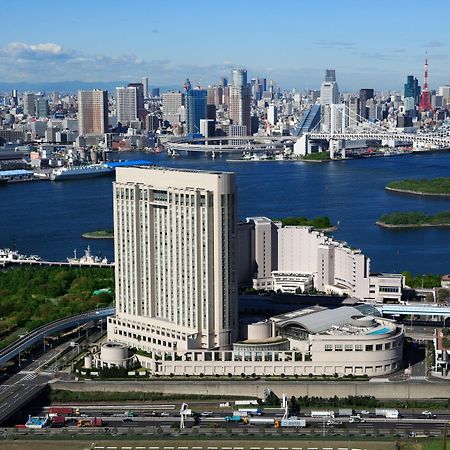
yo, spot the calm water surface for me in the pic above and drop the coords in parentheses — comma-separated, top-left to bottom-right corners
(1, 151, 450, 274)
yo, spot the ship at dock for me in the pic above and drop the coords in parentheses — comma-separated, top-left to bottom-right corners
(50, 163, 114, 181)
(0, 248, 41, 263)
(67, 246, 113, 266)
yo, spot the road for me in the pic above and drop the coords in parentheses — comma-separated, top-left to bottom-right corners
(0, 307, 113, 368)
(0, 326, 103, 425)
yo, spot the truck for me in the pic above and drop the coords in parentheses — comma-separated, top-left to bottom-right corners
(243, 417, 275, 425)
(50, 416, 65, 427)
(238, 408, 262, 416)
(48, 407, 75, 417)
(234, 400, 259, 405)
(224, 415, 243, 423)
(349, 415, 366, 423)
(338, 408, 354, 417)
(310, 411, 335, 418)
(77, 417, 103, 427)
(276, 418, 307, 428)
(375, 409, 399, 419)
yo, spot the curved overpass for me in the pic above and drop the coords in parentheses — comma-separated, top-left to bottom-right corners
(0, 307, 115, 367)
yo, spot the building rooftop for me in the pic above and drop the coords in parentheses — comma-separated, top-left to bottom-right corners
(272, 305, 391, 336)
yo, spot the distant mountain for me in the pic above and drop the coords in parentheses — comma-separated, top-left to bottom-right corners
(0, 81, 181, 94)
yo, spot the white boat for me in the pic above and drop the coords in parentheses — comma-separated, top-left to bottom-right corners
(67, 246, 112, 266)
(0, 248, 42, 262)
(50, 163, 114, 181)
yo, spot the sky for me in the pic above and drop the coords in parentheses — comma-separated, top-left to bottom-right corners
(1, 0, 450, 91)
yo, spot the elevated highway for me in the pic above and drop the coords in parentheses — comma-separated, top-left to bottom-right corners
(0, 307, 115, 368)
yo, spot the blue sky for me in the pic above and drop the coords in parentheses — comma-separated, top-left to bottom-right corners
(1, 0, 449, 91)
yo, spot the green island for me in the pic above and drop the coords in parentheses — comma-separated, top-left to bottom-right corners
(386, 177, 450, 196)
(274, 216, 335, 230)
(82, 228, 114, 239)
(0, 266, 114, 350)
(377, 211, 450, 228)
(301, 151, 331, 161)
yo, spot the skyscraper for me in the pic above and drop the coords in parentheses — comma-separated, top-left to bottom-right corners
(359, 89, 374, 120)
(141, 77, 149, 98)
(128, 82, 145, 121)
(325, 69, 336, 82)
(35, 98, 49, 118)
(320, 70, 339, 132)
(229, 69, 251, 135)
(162, 92, 184, 125)
(404, 75, 421, 112)
(23, 93, 36, 116)
(116, 86, 138, 124)
(77, 89, 108, 135)
(185, 88, 207, 134)
(107, 166, 238, 352)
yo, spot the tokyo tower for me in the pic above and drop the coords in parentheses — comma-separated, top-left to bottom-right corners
(419, 56, 432, 112)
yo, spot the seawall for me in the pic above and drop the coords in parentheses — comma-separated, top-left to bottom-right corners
(52, 380, 450, 400)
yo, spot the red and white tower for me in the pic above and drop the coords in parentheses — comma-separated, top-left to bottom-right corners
(419, 56, 432, 112)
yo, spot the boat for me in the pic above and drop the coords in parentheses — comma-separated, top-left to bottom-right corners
(50, 163, 114, 181)
(0, 248, 42, 262)
(167, 149, 180, 158)
(67, 246, 112, 266)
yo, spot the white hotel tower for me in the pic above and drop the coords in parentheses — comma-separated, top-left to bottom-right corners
(107, 166, 238, 353)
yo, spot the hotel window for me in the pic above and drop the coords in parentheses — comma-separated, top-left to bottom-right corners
(376, 344, 383, 351)
(385, 342, 391, 350)
(355, 344, 363, 352)
(334, 344, 343, 352)
(366, 345, 373, 352)
(345, 344, 353, 351)
(324, 344, 333, 352)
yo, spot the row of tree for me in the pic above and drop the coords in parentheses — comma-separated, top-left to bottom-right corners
(0, 267, 114, 349)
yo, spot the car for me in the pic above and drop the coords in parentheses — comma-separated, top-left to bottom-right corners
(150, 411, 157, 416)
(160, 412, 170, 416)
(201, 411, 213, 416)
(122, 418, 132, 422)
(326, 420, 342, 426)
(360, 410, 370, 415)
(422, 410, 432, 415)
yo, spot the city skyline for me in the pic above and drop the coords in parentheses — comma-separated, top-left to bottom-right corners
(1, 0, 450, 91)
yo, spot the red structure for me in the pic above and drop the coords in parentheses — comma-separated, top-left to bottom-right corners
(419, 57, 432, 112)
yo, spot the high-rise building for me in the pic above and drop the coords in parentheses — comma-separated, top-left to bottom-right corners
(128, 82, 145, 121)
(162, 92, 184, 125)
(77, 89, 108, 135)
(267, 104, 277, 126)
(439, 85, 450, 107)
(35, 98, 49, 118)
(23, 93, 36, 116)
(325, 69, 336, 82)
(107, 166, 238, 352)
(229, 69, 251, 135)
(185, 88, 207, 134)
(404, 75, 421, 111)
(320, 69, 339, 106)
(141, 77, 149, 98)
(359, 89, 374, 120)
(116, 86, 137, 124)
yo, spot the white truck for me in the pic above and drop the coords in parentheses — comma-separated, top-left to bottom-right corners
(375, 409, 399, 419)
(238, 408, 262, 416)
(310, 411, 335, 418)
